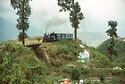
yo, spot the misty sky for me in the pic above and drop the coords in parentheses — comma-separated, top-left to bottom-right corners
(0, 0, 125, 47)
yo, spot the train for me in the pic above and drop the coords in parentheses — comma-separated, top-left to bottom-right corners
(43, 32, 73, 42)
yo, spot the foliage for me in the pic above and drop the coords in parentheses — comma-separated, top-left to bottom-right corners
(68, 66, 82, 81)
(58, 0, 84, 39)
(44, 39, 83, 65)
(0, 41, 49, 83)
(90, 55, 111, 68)
(18, 31, 28, 41)
(106, 20, 118, 38)
(97, 39, 125, 63)
(44, 39, 112, 72)
(0, 39, 125, 83)
(82, 45, 111, 68)
(10, 0, 31, 45)
(106, 20, 118, 60)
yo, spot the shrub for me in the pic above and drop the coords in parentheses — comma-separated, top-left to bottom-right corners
(0, 41, 49, 83)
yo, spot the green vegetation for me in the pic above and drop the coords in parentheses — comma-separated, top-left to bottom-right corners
(106, 20, 118, 60)
(43, 40, 83, 65)
(58, 0, 84, 40)
(10, 0, 31, 45)
(0, 39, 125, 83)
(97, 39, 125, 63)
(43, 39, 110, 68)
(1, 0, 124, 83)
(0, 41, 49, 83)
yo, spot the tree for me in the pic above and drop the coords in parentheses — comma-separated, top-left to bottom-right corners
(58, 0, 84, 40)
(10, 0, 31, 45)
(106, 20, 118, 60)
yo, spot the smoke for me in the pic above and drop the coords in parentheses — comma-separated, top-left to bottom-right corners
(45, 17, 67, 32)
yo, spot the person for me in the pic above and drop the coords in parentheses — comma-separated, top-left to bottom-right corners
(60, 78, 72, 84)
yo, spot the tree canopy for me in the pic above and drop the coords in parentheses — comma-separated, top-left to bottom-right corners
(106, 20, 118, 60)
(10, 0, 31, 45)
(106, 20, 118, 38)
(58, 0, 84, 39)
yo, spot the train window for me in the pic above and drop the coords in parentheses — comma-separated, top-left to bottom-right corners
(57, 34, 61, 37)
(57, 36, 61, 40)
(62, 34, 65, 39)
(51, 35, 56, 39)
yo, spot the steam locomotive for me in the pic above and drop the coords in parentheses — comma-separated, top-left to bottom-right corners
(43, 32, 73, 42)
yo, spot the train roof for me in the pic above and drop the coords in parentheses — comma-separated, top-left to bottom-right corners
(49, 33, 73, 35)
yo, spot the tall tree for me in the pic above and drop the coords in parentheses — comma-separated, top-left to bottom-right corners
(106, 20, 118, 60)
(10, 0, 31, 45)
(58, 0, 84, 40)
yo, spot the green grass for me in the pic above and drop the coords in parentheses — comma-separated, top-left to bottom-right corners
(1, 39, 124, 83)
(97, 39, 125, 63)
(0, 41, 49, 83)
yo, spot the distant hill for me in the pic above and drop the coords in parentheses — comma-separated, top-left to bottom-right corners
(78, 31, 107, 47)
(97, 39, 125, 63)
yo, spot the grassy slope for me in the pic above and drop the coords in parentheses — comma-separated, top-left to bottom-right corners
(97, 39, 125, 63)
(0, 41, 49, 83)
(0, 39, 111, 83)
(42, 39, 110, 69)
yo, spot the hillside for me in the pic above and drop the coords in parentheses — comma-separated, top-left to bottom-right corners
(42, 39, 110, 68)
(1, 38, 121, 83)
(0, 41, 49, 83)
(97, 39, 125, 63)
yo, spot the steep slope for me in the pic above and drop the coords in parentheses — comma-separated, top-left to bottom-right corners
(0, 41, 49, 83)
(97, 39, 125, 63)
(42, 39, 110, 68)
(0, 39, 110, 83)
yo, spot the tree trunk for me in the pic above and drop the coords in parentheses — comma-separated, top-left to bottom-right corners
(22, 29, 25, 45)
(110, 54, 112, 61)
(22, 0, 25, 45)
(74, 28, 78, 44)
(109, 38, 114, 61)
(74, 28, 77, 40)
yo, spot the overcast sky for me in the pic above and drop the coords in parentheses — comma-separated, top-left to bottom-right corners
(0, 0, 125, 47)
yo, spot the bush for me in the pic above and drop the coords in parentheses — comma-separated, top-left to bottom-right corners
(0, 41, 49, 83)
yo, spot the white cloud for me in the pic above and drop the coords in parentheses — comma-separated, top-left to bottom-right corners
(0, 0, 125, 46)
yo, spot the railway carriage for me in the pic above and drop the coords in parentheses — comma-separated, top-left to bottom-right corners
(43, 32, 73, 42)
